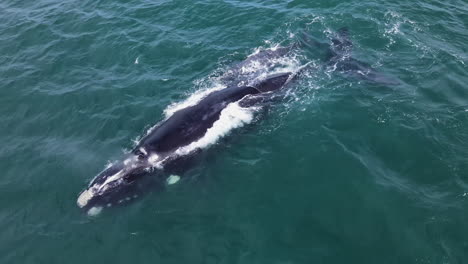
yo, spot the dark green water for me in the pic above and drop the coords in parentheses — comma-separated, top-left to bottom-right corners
(1, 0, 468, 263)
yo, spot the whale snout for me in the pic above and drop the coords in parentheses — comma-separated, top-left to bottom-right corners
(77, 188, 95, 208)
(77, 156, 151, 215)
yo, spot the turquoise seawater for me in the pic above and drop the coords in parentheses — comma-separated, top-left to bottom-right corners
(1, 0, 468, 263)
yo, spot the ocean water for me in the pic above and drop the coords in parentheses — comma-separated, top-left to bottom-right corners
(1, 0, 468, 263)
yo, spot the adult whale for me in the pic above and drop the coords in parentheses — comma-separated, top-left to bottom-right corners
(77, 72, 296, 215)
(77, 28, 398, 215)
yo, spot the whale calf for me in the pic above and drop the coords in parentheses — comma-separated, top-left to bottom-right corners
(77, 28, 398, 215)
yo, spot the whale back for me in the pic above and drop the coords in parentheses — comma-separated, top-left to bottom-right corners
(254, 72, 292, 93)
(135, 85, 259, 154)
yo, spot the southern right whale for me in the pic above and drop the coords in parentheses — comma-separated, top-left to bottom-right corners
(77, 28, 399, 215)
(77, 72, 295, 214)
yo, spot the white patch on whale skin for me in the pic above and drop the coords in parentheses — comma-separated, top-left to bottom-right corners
(97, 169, 125, 192)
(123, 158, 132, 166)
(148, 153, 159, 164)
(87, 206, 103, 216)
(166, 175, 180, 185)
(77, 189, 94, 208)
(139, 147, 147, 156)
(247, 47, 262, 57)
(175, 102, 257, 156)
(148, 153, 167, 169)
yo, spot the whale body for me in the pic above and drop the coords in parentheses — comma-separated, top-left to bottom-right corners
(77, 72, 293, 214)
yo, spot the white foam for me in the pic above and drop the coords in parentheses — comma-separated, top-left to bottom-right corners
(240, 60, 264, 74)
(255, 57, 300, 80)
(163, 82, 226, 118)
(306, 16, 323, 25)
(247, 47, 262, 57)
(175, 102, 257, 156)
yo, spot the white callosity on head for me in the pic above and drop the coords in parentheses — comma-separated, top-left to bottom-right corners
(97, 169, 125, 193)
(96, 154, 144, 193)
(77, 189, 94, 208)
(77, 165, 121, 208)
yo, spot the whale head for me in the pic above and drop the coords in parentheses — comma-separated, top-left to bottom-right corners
(77, 153, 155, 215)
